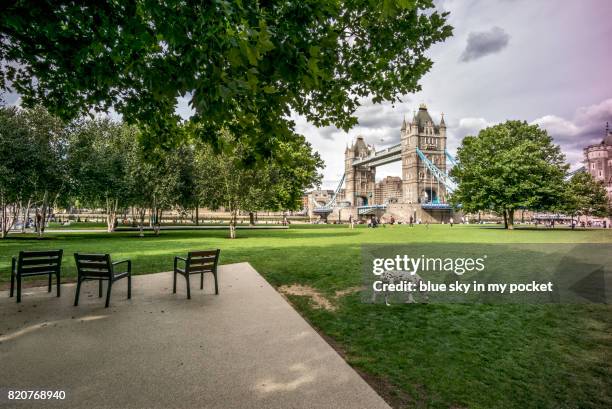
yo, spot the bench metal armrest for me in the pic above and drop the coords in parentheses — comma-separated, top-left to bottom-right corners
(112, 259, 131, 274)
(174, 256, 187, 271)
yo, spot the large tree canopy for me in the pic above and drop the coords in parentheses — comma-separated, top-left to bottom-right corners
(195, 129, 323, 238)
(559, 171, 609, 220)
(0, 0, 452, 155)
(450, 121, 568, 229)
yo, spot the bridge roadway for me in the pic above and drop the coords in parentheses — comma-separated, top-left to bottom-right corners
(352, 143, 402, 167)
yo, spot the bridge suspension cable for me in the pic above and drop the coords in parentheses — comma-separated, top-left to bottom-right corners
(444, 149, 458, 167)
(566, 166, 585, 179)
(416, 147, 457, 193)
(312, 173, 346, 213)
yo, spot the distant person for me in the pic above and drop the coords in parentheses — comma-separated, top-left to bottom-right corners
(390, 216, 395, 226)
(449, 217, 454, 227)
(349, 214, 354, 229)
(409, 216, 414, 227)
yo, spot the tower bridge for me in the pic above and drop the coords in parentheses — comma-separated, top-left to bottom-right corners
(309, 104, 460, 223)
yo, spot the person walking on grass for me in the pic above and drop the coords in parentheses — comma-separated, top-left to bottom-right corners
(349, 214, 354, 229)
(450, 217, 454, 227)
(409, 216, 414, 227)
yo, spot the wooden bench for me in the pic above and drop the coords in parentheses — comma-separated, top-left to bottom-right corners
(74, 253, 132, 308)
(10, 250, 63, 303)
(173, 250, 220, 299)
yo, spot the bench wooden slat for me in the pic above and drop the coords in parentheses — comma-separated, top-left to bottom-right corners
(189, 250, 218, 258)
(75, 254, 109, 262)
(20, 250, 63, 258)
(189, 261, 215, 268)
(19, 265, 60, 274)
(20, 257, 61, 266)
(76, 261, 110, 270)
(189, 258, 216, 265)
(78, 270, 110, 277)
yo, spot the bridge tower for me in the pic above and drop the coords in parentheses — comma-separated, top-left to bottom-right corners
(344, 137, 376, 206)
(401, 104, 447, 204)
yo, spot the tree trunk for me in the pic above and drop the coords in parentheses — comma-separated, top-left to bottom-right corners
(106, 197, 118, 233)
(196, 205, 199, 226)
(1, 192, 6, 239)
(21, 198, 31, 233)
(139, 208, 146, 237)
(37, 191, 49, 238)
(249, 211, 255, 226)
(155, 209, 162, 236)
(507, 209, 515, 230)
(503, 209, 508, 229)
(229, 209, 237, 239)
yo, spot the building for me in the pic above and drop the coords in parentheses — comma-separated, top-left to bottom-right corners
(584, 123, 612, 202)
(373, 176, 402, 205)
(343, 137, 376, 206)
(401, 103, 448, 204)
(333, 104, 456, 223)
(308, 189, 335, 207)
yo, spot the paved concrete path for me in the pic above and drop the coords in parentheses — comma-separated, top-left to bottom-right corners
(0, 263, 389, 409)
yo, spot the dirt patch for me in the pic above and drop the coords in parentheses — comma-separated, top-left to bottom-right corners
(334, 286, 363, 298)
(278, 284, 336, 311)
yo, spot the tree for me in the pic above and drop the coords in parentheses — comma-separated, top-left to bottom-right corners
(21, 106, 69, 237)
(0, 106, 67, 238)
(166, 145, 200, 224)
(560, 171, 609, 223)
(450, 121, 568, 229)
(1, 1, 452, 156)
(0, 107, 37, 238)
(67, 119, 133, 232)
(195, 131, 322, 238)
(124, 135, 182, 237)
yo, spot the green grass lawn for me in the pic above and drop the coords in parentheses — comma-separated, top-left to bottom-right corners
(1, 224, 611, 408)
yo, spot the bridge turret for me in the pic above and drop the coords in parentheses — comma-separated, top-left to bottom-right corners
(401, 104, 448, 204)
(344, 136, 376, 207)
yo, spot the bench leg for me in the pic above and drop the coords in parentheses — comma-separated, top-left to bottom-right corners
(200, 272, 204, 290)
(48, 273, 52, 292)
(105, 280, 113, 308)
(10, 271, 15, 298)
(173, 270, 177, 294)
(74, 277, 82, 306)
(16, 275, 22, 303)
(99, 280, 103, 297)
(213, 271, 219, 295)
(56, 272, 61, 297)
(185, 274, 191, 300)
(127, 274, 131, 300)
